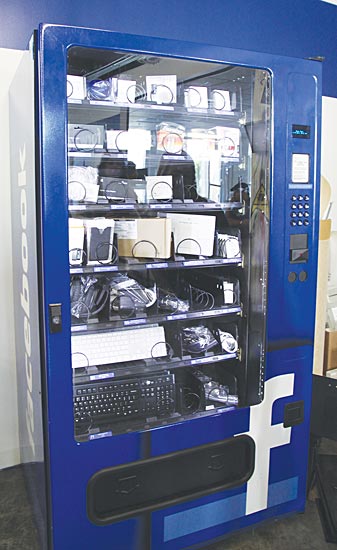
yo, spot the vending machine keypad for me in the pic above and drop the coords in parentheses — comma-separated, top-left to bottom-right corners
(290, 194, 311, 227)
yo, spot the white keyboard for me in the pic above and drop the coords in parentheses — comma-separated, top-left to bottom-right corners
(71, 324, 167, 368)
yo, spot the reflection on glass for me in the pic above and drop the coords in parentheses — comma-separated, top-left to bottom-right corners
(67, 47, 271, 440)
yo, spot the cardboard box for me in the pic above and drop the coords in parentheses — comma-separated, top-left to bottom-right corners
(116, 218, 172, 259)
(313, 219, 332, 375)
(320, 219, 332, 241)
(326, 368, 337, 380)
(323, 329, 337, 373)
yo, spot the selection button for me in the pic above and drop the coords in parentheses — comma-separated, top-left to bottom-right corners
(288, 272, 297, 283)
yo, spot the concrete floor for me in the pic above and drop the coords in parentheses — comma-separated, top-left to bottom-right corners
(0, 465, 40, 550)
(0, 449, 334, 550)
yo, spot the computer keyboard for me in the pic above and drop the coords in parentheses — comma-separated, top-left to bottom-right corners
(71, 324, 167, 368)
(73, 372, 176, 428)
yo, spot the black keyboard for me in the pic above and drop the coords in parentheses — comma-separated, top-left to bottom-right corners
(74, 373, 176, 429)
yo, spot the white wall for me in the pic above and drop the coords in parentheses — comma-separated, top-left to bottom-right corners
(0, 48, 23, 469)
(321, 96, 337, 288)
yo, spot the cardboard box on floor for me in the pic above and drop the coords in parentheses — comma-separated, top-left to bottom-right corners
(313, 219, 332, 375)
(324, 329, 337, 373)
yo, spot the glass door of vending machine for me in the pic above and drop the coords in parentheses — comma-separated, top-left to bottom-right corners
(67, 47, 270, 442)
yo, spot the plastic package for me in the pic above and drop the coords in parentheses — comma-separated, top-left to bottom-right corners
(71, 276, 109, 320)
(110, 275, 157, 314)
(158, 291, 189, 314)
(87, 79, 113, 101)
(68, 166, 99, 203)
(181, 326, 218, 354)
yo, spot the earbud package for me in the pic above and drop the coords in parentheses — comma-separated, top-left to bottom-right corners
(85, 219, 115, 265)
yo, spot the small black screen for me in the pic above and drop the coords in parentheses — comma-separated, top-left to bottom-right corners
(292, 124, 310, 139)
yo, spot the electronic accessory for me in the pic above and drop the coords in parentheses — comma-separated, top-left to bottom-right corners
(218, 330, 239, 353)
(162, 132, 184, 154)
(204, 380, 238, 405)
(69, 219, 85, 266)
(87, 78, 113, 101)
(116, 79, 137, 103)
(68, 166, 99, 203)
(223, 282, 236, 305)
(181, 326, 218, 355)
(150, 84, 174, 104)
(210, 126, 240, 159)
(180, 383, 203, 413)
(167, 213, 216, 257)
(190, 286, 215, 310)
(156, 123, 202, 201)
(204, 380, 239, 405)
(127, 83, 147, 102)
(71, 324, 167, 368)
(68, 179, 87, 203)
(106, 130, 129, 152)
(68, 124, 104, 152)
(71, 276, 109, 321)
(85, 219, 116, 265)
(146, 176, 173, 201)
(98, 177, 138, 202)
(217, 234, 241, 258)
(211, 89, 231, 111)
(116, 218, 172, 260)
(191, 370, 239, 407)
(184, 271, 240, 308)
(184, 86, 208, 109)
(156, 122, 185, 152)
(73, 371, 176, 434)
(146, 75, 177, 104)
(67, 75, 86, 100)
(157, 290, 190, 314)
(110, 274, 157, 316)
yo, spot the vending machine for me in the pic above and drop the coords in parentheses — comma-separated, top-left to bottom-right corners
(10, 23, 321, 550)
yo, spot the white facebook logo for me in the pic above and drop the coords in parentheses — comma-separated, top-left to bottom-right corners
(241, 373, 295, 515)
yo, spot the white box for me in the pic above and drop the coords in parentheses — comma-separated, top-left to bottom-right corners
(116, 218, 172, 259)
(167, 213, 216, 257)
(106, 129, 129, 151)
(146, 75, 177, 104)
(211, 89, 231, 111)
(67, 75, 86, 100)
(146, 176, 173, 201)
(117, 79, 137, 103)
(68, 219, 85, 265)
(185, 86, 208, 109)
(68, 124, 105, 151)
(212, 126, 240, 159)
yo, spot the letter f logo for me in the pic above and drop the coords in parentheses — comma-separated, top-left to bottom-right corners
(242, 373, 295, 515)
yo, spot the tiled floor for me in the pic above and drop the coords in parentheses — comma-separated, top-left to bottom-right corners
(0, 443, 334, 550)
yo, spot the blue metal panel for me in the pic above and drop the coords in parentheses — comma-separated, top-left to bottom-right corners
(149, 346, 313, 550)
(31, 24, 321, 549)
(163, 492, 247, 541)
(150, 408, 250, 457)
(267, 71, 321, 347)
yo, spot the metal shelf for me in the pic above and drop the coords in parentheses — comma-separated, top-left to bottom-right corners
(67, 97, 241, 127)
(68, 200, 243, 214)
(73, 349, 239, 384)
(71, 304, 241, 333)
(70, 255, 243, 275)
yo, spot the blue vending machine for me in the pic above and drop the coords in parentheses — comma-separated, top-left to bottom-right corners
(10, 23, 321, 550)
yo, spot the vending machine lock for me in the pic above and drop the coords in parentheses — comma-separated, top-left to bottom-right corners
(49, 303, 62, 333)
